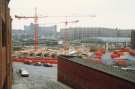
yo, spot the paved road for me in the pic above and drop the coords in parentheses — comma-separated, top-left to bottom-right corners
(13, 62, 72, 89)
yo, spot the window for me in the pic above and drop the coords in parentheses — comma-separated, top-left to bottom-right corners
(2, 21, 6, 47)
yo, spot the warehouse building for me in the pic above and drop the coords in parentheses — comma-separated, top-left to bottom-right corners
(60, 27, 131, 41)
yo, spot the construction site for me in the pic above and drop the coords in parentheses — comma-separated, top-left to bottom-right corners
(1, 0, 135, 89)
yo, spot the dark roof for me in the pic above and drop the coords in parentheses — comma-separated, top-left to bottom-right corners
(59, 55, 135, 83)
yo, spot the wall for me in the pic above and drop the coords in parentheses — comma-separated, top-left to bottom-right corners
(0, 0, 12, 89)
(58, 56, 135, 89)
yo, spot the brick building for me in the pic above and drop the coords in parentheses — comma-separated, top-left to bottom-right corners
(58, 56, 135, 89)
(0, 0, 12, 89)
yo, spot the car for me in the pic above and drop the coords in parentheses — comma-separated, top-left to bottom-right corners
(19, 68, 29, 77)
(43, 63, 53, 67)
(24, 60, 33, 65)
(33, 62, 42, 66)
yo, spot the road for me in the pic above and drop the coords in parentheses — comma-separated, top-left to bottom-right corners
(13, 62, 72, 89)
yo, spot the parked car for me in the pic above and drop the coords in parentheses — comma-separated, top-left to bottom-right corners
(43, 63, 53, 67)
(33, 62, 42, 66)
(19, 68, 29, 77)
(24, 60, 33, 65)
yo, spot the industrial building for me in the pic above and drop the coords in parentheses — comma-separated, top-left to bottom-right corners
(60, 27, 131, 41)
(131, 30, 135, 49)
(24, 23, 57, 40)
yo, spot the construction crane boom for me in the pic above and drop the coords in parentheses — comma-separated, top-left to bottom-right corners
(15, 8, 96, 52)
(15, 8, 44, 51)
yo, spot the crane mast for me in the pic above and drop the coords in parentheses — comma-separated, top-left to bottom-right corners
(63, 20, 79, 54)
(15, 8, 40, 51)
(15, 9, 95, 52)
(34, 8, 39, 51)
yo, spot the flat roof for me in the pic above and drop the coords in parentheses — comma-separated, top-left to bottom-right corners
(59, 55, 135, 83)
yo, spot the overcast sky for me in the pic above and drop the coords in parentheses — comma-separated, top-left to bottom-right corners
(9, 0, 135, 30)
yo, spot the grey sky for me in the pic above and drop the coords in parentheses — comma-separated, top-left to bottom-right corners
(9, 0, 135, 29)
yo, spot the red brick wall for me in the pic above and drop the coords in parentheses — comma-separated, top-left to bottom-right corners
(1, 48, 7, 86)
(0, 0, 12, 89)
(58, 57, 135, 89)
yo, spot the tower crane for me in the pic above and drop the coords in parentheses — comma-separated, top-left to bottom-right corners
(38, 19, 79, 52)
(15, 8, 96, 52)
(15, 8, 48, 51)
(61, 19, 79, 53)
